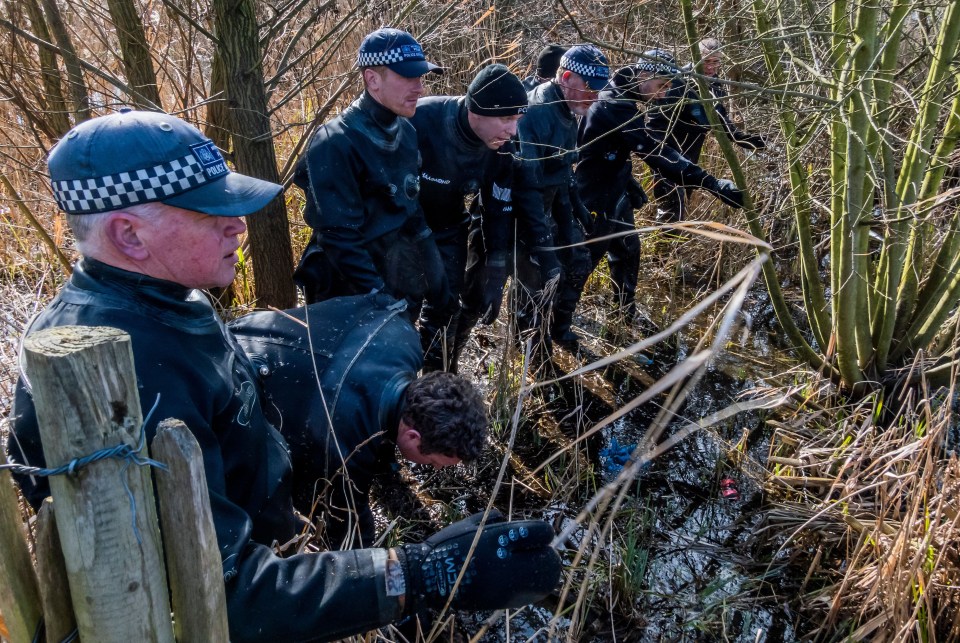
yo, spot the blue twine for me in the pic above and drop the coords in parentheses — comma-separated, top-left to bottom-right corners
(2, 394, 168, 545)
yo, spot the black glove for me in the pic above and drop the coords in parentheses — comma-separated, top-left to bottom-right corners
(627, 178, 649, 209)
(479, 254, 509, 325)
(532, 238, 562, 287)
(418, 234, 452, 309)
(701, 176, 746, 209)
(399, 510, 561, 613)
(738, 132, 767, 150)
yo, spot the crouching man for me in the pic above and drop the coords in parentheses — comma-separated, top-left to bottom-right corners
(6, 110, 562, 642)
(230, 293, 486, 549)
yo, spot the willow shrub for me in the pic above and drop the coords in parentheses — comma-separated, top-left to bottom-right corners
(679, 0, 960, 393)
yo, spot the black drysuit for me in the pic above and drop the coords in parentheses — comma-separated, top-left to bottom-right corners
(646, 68, 765, 221)
(409, 96, 516, 371)
(6, 259, 402, 643)
(563, 87, 735, 325)
(229, 294, 422, 550)
(293, 92, 444, 308)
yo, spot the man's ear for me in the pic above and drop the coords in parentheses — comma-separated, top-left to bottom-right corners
(363, 67, 382, 93)
(400, 422, 421, 445)
(104, 211, 149, 261)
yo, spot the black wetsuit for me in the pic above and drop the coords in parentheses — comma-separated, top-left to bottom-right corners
(230, 294, 421, 550)
(515, 81, 591, 341)
(646, 67, 765, 221)
(562, 86, 730, 327)
(293, 92, 442, 308)
(410, 96, 516, 371)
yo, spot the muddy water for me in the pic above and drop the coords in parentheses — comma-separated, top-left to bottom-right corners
(376, 281, 804, 641)
(441, 285, 800, 642)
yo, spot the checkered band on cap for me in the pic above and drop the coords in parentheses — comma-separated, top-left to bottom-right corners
(52, 149, 222, 215)
(560, 54, 610, 80)
(634, 59, 677, 75)
(357, 43, 424, 68)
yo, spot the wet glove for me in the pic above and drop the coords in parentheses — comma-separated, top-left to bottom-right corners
(418, 233, 452, 310)
(398, 510, 562, 613)
(480, 254, 509, 325)
(701, 176, 745, 209)
(738, 132, 767, 150)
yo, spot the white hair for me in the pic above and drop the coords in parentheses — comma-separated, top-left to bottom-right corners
(699, 38, 722, 56)
(66, 201, 167, 251)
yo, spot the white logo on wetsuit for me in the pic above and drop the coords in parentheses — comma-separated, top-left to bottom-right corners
(421, 172, 451, 185)
(491, 182, 512, 202)
(235, 380, 257, 426)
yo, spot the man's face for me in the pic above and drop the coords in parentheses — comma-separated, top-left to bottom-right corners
(132, 204, 247, 289)
(558, 71, 599, 116)
(701, 54, 722, 77)
(364, 67, 425, 118)
(638, 76, 672, 102)
(467, 112, 523, 150)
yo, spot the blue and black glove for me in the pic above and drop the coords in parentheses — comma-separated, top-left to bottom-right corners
(398, 510, 561, 612)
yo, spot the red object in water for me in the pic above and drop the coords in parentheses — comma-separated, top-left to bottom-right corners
(720, 478, 739, 500)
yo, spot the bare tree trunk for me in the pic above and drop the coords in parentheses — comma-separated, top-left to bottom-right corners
(211, 0, 295, 309)
(204, 49, 231, 152)
(39, 0, 91, 122)
(106, 0, 162, 109)
(23, 0, 70, 136)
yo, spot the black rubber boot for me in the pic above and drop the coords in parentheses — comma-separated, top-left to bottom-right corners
(550, 308, 580, 351)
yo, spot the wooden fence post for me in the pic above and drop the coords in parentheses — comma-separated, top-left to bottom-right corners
(22, 325, 174, 643)
(35, 499, 77, 642)
(152, 419, 230, 642)
(0, 452, 42, 643)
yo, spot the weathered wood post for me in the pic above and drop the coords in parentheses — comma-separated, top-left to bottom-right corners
(22, 325, 174, 642)
(35, 499, 77, 642)
(0, 452, 42, 643)
(152, 419, 230, 642)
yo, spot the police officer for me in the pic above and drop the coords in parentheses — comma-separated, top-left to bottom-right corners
(516, 44, 609, 350)
(411, 64, 530, 372)
(231, 295, 487, 549)
(7, 110, 562, 642)
(559, 54, 747, 346)
(522, 43, 568, 91)
(293, 28, 449, 310)
(647, 38, 767, 222)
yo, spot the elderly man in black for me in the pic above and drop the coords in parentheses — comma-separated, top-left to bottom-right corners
(7, 109, 561, 643)
(647, 38, 767, 222)
(515, 44, 610, 350)
(293, 28, 448, 310)
(558, 53, 748, 346)
(411, 64, 532, 372)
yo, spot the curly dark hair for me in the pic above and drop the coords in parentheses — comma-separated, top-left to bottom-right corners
(401, 372, 487, 461)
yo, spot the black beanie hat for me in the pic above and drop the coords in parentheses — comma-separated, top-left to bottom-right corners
(535, 44, 568, 79)
(466, 64, 528, 117)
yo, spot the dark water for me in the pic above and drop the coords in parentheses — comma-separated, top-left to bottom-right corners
(379, 285, 802, 641)
(467, 288, 797, 642)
